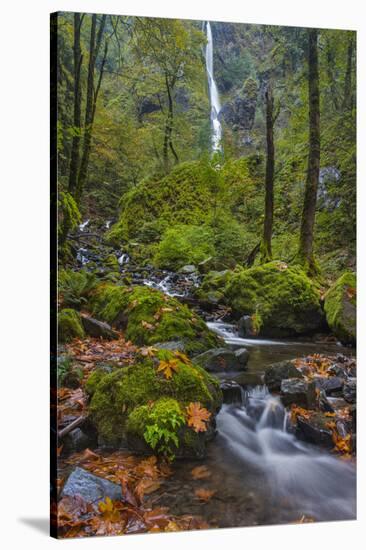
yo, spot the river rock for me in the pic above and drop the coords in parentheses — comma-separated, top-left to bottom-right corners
(280, 378, 317, 409)
(220, 380, 244, 404)
(81, 315, 119, 340)
(155, 340, 186, 352)
(343, 378, 356, 403)
(315, 376, 344, 396)
(194, 347, 249, 373)
(234, 371, 264, 387)
(63, 427, 97, 454)
(264, 361, 302, 392)
(238, 315, 257, 338)
(295, 412, 334, 449)
(179, 264, 197, 274)
(62, 467, 123, 505)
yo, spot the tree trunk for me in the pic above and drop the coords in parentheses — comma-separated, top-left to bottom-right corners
(76, 14, 107, 203)
(163, 75, 178, 172)
(68, 13, 83, 195)
(261, 83, 275, 263)
(297, 29, 320, 275)
(343, 34, 354, 111)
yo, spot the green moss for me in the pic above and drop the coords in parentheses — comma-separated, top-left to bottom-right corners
(154, 224, 215, 270)
(90, 284, 221, 355)
(221, 262, 323, 336)
(90, 283, 130, 326)
(105, 254, 120, 271)
(89, 349, 222, 447)
(58, 308, 85, 343)
(324, 272, 356, 345)
(107, 161, 220, 244)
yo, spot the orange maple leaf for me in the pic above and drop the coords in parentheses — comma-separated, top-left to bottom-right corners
(186, 402, 211, 432)
(157, 359, 179, 379)
(191, 465, 211, 480)
(194, 488, 216, 502)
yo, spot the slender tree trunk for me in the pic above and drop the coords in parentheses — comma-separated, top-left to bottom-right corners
(325, 38, 339, 111)
(163, 75, 178, 172)
(76, 14, 107, 202)
(60, 13, 83, 249)
(343, 34, 354, 111)
(297, 29, 320, 275)
(68, 13, 83, 195)
(261, 83, 275, 263)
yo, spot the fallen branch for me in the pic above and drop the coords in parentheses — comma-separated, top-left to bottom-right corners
(58, 415, 86, 439)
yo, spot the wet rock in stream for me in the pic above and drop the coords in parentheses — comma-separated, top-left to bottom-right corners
(62, 467, 123, 505)
(264, 360, 303, 392)
(194, 347, 249, 373)
(280, 378, 317, 409)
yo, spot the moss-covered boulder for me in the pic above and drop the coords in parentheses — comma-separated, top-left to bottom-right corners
(86, 349, 222, 458)
(58, 308, 85, 343)
(106, 161, 221, 244)
(324, 272, 356, 345)
(90, 284, 222, 356)
(201, 262, 323, 337)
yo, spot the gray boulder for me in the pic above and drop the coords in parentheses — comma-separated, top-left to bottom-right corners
(280, 378, 317, 409)
(61, 467, 122, 505)
(81, 315, 119, 340)
(264, 361, 302, 392)
(295, 412, 334, 449)
(343, 378, 356, 403)
(315, 376, 344, 395)
(194, 347, 249, 373)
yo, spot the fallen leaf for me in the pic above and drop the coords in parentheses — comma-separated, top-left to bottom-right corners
(194, 488, 216, 502)
(186, 402, 211, 432)
(157, 359, 179, 379)
(191, 465, 211, 480)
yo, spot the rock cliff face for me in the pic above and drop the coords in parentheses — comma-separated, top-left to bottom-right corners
(210, 22, 261, 142)
(219, 77, 258, 133)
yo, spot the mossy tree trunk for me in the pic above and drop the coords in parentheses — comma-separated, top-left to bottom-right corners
(163, 74, 179, 173)
(68, 13, 83, 195)
(297, 29, 320, 276)
(60, 14, 84, 249)
(260, 82, 275, 263)
(76, 14, 108, 203)
(343, 33, 355, 111)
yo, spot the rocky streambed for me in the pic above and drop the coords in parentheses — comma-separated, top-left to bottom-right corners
(56, 219, 357, 535)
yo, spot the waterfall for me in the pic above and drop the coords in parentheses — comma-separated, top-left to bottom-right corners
(205, 22, 222, 152)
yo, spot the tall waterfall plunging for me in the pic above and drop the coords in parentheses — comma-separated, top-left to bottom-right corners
(205, 22, 222, 152)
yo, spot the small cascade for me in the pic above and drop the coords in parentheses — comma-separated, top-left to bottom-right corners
(118, 253, 130, 266)
(216, 386, 356, 521)
(206, 321, 290, 347)
(205, 22, 222, 152)
(79, 219, 90, 232)
(76, 247, 89, 266)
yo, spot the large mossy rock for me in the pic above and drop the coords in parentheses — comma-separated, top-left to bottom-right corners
(324, 272, 356, 345)
(107, 161, 220, 244)
(58, 308, 85, 343)
(201, 262, 324, 337)
(86, 349, 222, 458)
(90, 284, 222, 356)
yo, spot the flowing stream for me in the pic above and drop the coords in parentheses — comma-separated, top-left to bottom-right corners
(205, 21, 222, 152)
